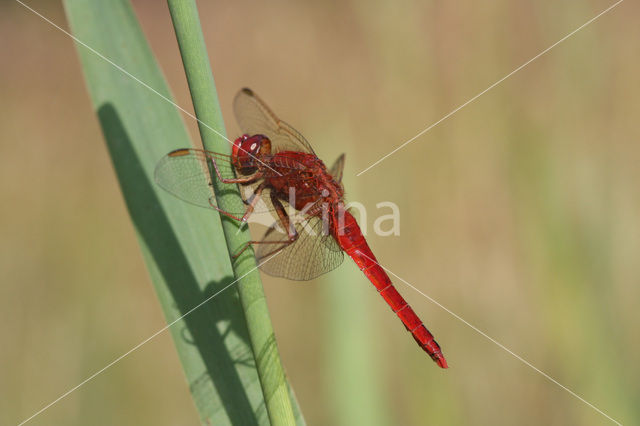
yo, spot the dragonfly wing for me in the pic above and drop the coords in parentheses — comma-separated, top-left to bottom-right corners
(256, 215, 344, 281)
(329, 153, 345, 183)
(234, 88, 316, 155)
(154, 148, 266, 214)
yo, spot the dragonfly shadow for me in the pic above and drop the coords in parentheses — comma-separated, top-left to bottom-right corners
(97, 103, 261, 425)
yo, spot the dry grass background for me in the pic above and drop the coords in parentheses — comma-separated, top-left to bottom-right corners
(1, 0, 638, 425)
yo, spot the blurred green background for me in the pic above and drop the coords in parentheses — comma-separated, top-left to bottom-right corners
(1, 0, 638, 425)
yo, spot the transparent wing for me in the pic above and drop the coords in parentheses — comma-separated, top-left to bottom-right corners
(154, 148, 272, 214)
(234, 88, 316, 155)
(256, 215, 344, 281)
(329, 153, 345, 182)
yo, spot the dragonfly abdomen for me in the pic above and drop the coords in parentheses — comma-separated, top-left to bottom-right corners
(335, 211, 448, 368)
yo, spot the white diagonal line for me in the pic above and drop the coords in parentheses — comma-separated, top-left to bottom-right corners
(16, 251, 278, 426)
(356, 251, 622, 425)
(356, 0, 624, 176)
(14, 0, 281, 176)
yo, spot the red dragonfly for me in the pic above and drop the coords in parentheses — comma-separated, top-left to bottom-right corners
(155, 88, 447, 368)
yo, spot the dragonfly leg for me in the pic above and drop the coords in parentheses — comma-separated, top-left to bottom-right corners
(231, 193, 298, 260)
(210, 156, 263, 184)
(251, 193, 299, 259)
(239, 182, 266, 224)
(235, 183, 267, 232)
(208, 204, 244, 222)
(270, 191, 298, 240)
(207, 182, 267, 223)
(231, 238, 295, 260)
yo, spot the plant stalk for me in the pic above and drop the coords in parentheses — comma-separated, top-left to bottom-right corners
(166, 1, 296, 424)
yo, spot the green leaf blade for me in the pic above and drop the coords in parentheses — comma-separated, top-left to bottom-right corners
(64, 0, 273, 424)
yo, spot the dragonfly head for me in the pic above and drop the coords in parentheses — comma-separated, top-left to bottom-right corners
(232, 134, 272, 174)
